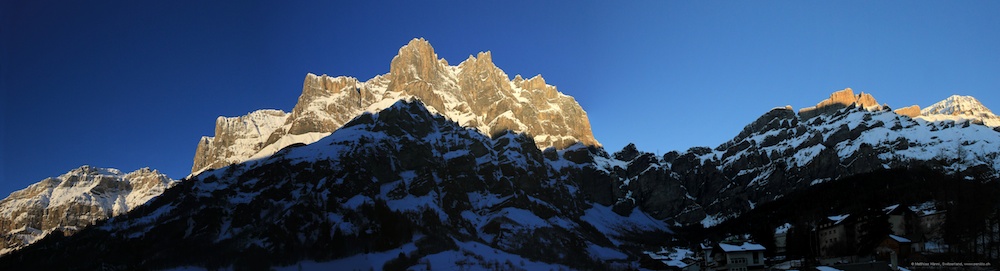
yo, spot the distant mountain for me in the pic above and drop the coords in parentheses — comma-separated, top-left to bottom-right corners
(917, 95, 1000, 128)
(0, 166, 176, 255)
(603, 88, 1000, 227)
(192, 38, 600, 175)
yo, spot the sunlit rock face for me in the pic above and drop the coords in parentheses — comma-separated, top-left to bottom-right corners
(798, 88, 881, 119)
(893, 105, 921, 118)
(191, 38, 600, 174)
(192, 109, 289, 173)
(0, 166, 176, 255)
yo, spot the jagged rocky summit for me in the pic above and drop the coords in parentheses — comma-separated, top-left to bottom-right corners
(192, 38, 600, 174)
(0, 166, 176, 255)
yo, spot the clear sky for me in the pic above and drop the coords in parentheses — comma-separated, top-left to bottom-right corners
(2, 1, 999, 196)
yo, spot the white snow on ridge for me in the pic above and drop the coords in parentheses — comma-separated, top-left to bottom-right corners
(718, 104, 1000, 181)
(248, 132, 330, 160)
(922, 95, 995, 116)
(0, 166, 177, 255)
(2, 166, 176, 218)
(918, 95, 1000, 128)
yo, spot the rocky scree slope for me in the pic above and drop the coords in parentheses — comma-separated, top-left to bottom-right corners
(0, 166, 176, 255)
(0, 99, 666, 270)
(192, 38, 600, 174)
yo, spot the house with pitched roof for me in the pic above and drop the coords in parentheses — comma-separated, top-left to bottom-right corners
(712, 242, 766, 271)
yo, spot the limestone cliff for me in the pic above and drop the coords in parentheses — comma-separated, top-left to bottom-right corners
(893, 105, 921, 118)
(798, 88, 881, 119)
(191, 109, 289, 173)
(192, 38, 600, 174)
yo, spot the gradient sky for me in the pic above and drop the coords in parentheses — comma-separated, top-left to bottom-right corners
(3, 1, 999, 196)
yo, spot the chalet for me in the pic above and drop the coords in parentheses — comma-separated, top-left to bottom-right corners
(875, 234, 912, 261)
(712, 242, 766, 271)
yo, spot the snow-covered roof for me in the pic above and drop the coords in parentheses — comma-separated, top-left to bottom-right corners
(718, 242, 766, 252)
(909, 201, 940, 216)
(775, 223, 792, 235)
(816, 266, 844, 271)
(883, 204, 900, 214)
(644, 247, 695, 268)
(827, 214, 850, 225)
(889, 234, 911, 243)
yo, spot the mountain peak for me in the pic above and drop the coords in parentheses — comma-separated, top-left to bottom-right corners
(191, 38, 600, 174)
(388, 38, 443, 86)
(921, 95, 994, 116)
(917, 94, 1000, 128)
(798, 88, 881, 119)
(476, 51, 493, 63)
(68, 165, 123, 176)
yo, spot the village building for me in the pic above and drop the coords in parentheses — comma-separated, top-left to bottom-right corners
(816, 205, 923, 257)
(875, 234, 912, 261)
(712, 242, 766, 271)
(818, 215, 854, 257)
(882, 205, 918, 237)
(774, 223, 791, 257)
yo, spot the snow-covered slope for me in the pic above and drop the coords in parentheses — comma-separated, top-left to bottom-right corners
(917, 95, 1000, 128)
(566, 89, 1000, 228)
(640, 89, 1000, 226)
(0, 166, 177, 255)
(714, 102, 1000, 182)
(2, 99, 663, 270)
(191, 38, 600, 174)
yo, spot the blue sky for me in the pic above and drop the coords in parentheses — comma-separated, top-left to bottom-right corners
(2, 1, 999, 196)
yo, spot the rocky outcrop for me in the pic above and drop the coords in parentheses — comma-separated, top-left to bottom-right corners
(0, 166, 177, 255)
(893, 105, 921, 118)
(798, 88, 880, 119)
(192, 109, 289, 173)
(191, 38, 600, 174)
